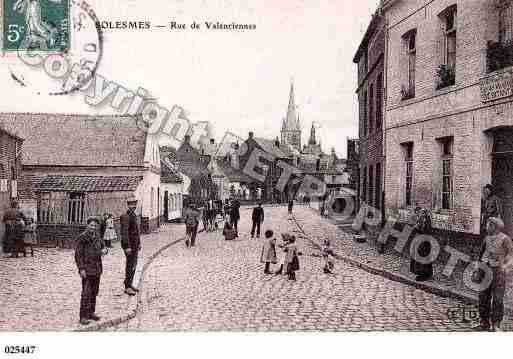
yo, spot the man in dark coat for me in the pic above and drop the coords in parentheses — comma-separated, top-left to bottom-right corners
(120, 196, 141, 296)
(2, 201, 25, 257)
(74, 217, 107, 325)
(184, 203, 200, 247)
(229, 198, 241, 238)
(251, 202, 265, 238)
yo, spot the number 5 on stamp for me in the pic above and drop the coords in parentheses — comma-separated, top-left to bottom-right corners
(3, 0, 70, 52)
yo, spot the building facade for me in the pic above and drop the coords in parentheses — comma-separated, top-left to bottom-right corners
(0, 127, 23, 253)
(353, 12, 386, 215)
(382, 0, 513, 235)
(0, 113, 162, 245)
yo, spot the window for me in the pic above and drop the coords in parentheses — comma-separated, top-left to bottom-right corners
(151, 187, 154, 216)
(439, 137, 453, 210)
(368, 165, 374, 207)
(362, 167, 367, 204)
(402, 30, 416, 99)
(375, 163, 382, 210)
(437, 6, 457, 89)
(402, 143, 414, 207)
(444, 7, 457, 70)
(369, 84, 374, 133)
(362, 90, 368, 136)
(376, 73, 383, 130)
(500, 1, 513, 45)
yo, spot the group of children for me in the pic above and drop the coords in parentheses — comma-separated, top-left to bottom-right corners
(259, 230, 335, 281)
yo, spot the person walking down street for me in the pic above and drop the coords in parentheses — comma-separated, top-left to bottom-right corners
(222, 221, 237, 241)
(321, 239, 334, 274)
(120, 196, 141, 296)
(284, 235, 300, 281)
(288, 199, 294, 215)
(229, 198, 241, 238)
(23, 217, 37, 257)
(409, 207, 434, 282)
(74, 217, 108, 325)
(103, 214, 117, 248)
(260, 230, 277, 274)
(481, 184, 502, 238)
(251, 202, 265, 238)
(184, 203, 200, 247)
(474, 217, 513, 332)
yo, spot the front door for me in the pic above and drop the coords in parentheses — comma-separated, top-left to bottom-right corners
(492, 128, 513, 236)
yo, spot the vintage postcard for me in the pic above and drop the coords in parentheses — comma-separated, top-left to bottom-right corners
(0, 0, 512, 356)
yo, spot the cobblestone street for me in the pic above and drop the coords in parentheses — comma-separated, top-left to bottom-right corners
(113, 206, 481, 331)
(0, 226, 178, 331)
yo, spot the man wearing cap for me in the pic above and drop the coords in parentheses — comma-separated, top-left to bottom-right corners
(120, 196, 141, 296)
(74, 217, 107, 325)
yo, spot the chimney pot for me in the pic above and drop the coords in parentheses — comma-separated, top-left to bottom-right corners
(249, 132, 254, 139)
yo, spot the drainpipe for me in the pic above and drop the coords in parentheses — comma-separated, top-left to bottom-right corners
(382, 12, 389, 227)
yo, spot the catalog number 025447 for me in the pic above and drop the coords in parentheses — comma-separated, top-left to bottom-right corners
(4, 345, 36, 354)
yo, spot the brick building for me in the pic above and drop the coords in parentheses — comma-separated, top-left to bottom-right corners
(0, 113, 162, 245)
(353, 12, 386, 214)
(381, 0, 513, 235)
(0, 127, 23, 253)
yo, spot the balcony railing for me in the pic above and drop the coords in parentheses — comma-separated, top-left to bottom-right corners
(486, 40, 513, 73)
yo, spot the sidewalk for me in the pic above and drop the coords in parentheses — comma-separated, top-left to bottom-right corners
(0, 223, 184, 331)
(292, 206, 513, 313)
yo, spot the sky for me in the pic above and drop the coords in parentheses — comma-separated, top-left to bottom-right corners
(0, 0, 380, 158)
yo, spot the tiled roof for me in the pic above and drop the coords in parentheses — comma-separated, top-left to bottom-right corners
(33, 175, 143, 192)
(217, 160, 255, 183)
(254, 137, 289, 158)
(160, 158, 183, 184)
(0, 126, 24, 141)
(0, 113, 147, 167)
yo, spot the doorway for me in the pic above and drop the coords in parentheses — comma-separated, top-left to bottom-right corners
(491, 128, 513, 236)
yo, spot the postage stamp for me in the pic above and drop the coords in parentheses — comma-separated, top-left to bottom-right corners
(3, 0, 70, 52)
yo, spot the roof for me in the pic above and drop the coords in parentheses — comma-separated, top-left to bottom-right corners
(352, 13, 385, 63)
(217, 160, 255, 183)
(33, 175, 143, 192)
(254, 137, 289, 158)
(0, 113, 147, 167)
(0, 126, 24, 142)
(160, 158, 183, 184)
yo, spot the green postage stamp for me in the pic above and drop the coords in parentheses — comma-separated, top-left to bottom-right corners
(3, 0, 70, 52)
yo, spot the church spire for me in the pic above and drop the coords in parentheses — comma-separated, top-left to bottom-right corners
(309, 123, 317, 145)
(284, 82, 298, 131)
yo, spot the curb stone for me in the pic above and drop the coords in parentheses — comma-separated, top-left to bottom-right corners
(72, 235, 184, 332)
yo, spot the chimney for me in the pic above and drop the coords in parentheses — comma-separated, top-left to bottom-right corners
(274, 137, 280, 148)
(210, 138, 215, 144)
(184, 135, 191, 144)
(248, 131, 254, 139)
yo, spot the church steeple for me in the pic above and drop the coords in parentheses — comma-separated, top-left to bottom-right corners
(280, 81, 302, 152)
(284, 82, 299, 131)
(309, 123, 317, 145)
